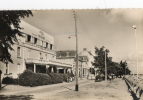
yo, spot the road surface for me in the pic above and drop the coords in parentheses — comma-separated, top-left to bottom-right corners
(0, 78, 132, 100)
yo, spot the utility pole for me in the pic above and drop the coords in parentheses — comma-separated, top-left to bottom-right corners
(0, 70, 2, 90)
(132, 25, 138, 79)
(73, 10, 79, 91)
(105, 50, 107, 82)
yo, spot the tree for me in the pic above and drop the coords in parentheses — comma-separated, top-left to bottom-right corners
(120, 60, 131, 75)
(0, 10, 33, 89)
(0, 10, 33, 63)
(92, 46, 131, 81)
(92, 46, 112, 77)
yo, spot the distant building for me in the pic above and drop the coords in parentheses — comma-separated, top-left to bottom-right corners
(56, 50, 91, 78)
(0, 21, 73, 78)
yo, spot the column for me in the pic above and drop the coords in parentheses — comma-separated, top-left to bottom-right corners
(34, 64, 36, 73)
(46, 65, 49, 73)
(81, 64, 83, 78)
(51, 66, 54, 73)
(56, 67, 61, 73)
(84, 69, 86, 76)
(63, 68, 65, 74)
(82, 68, 84, 76)
(22, 47, 25, 72)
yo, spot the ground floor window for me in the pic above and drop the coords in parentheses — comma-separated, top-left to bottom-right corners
(26, 64, 46, 73)
(36, 65, 46, 73)
(58, 69, 64, 73)
(26, 64, 34, 72)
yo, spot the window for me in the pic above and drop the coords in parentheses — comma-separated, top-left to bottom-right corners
(34, 37, 37, 44)
(37, 40, 42, 46)
(43, 42, 47, 48)
(45, 54, 48, 59)
(61, 52, 67, 57)
(46, 42, 48, 48)
(39, 40, 43, 46)
(69, 51, 76, 57)
(50, 44, 53, 50)
(40, 52, 43, 59)
(56, 52, 61, 58)
(27, 35, 31, 42)
(17, 47, 21, 57)
(42, 41, 44, 47)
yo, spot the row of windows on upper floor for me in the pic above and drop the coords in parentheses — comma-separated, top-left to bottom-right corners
(17, 46, 55, 59)
(56, 51, 76, 58)
(25, 34, 53, 50)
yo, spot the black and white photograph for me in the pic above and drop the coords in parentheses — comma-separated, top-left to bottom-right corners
(0, 9, 143, 100)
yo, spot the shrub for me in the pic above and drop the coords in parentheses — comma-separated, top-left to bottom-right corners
(62, 74, 69, 82)
(19, 70, 52, 87)
(18, 70, 73, 87)
(2, 77, 18, 84)
(48, 73, 63, 84)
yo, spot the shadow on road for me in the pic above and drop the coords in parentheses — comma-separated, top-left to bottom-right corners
(0, 95, 33, 100)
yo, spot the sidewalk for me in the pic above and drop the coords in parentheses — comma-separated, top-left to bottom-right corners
(0, 78, 89, 95)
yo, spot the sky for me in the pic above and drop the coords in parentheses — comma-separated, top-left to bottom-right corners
(24, 9, 143, 73)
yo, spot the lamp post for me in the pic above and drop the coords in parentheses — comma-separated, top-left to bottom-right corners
(73, 10, 79, 91)
(132, 25, 138, 79)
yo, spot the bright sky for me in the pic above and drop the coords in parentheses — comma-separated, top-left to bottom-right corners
(24, 9, 143, 73)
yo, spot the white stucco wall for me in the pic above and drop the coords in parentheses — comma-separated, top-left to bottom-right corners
(0, 21, 56, 78)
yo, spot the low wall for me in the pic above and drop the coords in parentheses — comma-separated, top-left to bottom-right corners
(124, 76, 143, 100)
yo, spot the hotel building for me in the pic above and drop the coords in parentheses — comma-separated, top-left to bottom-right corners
(0, 21, 73, 78)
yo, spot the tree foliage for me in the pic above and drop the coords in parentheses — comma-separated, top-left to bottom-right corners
(0, 10, 33, 63)
(92, 46, 112, 75)
(119, 60, 131, 75)
(92, 46, 131, 79)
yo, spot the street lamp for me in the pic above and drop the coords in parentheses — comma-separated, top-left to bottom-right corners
(132, 25, 138, 79)
(73, 10, 79, 91)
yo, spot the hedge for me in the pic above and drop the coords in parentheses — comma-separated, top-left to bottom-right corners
(2, 77, 18, 85)
(18, 70, 75, 87)
(19, 70, 69, 87)
(19, 70, 52, 87)
(48, 73, 63, 84)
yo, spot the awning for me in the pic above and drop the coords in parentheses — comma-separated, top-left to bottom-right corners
(25, 58, 73, 68)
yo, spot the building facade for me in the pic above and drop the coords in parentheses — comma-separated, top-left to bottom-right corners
(0, 21, 73, 78)
(56, 50, 90, 78)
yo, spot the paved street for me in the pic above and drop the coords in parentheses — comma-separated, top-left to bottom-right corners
(0, 78, 133, 100)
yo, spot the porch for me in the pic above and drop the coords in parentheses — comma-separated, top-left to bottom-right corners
(25, 59, 73, 74)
